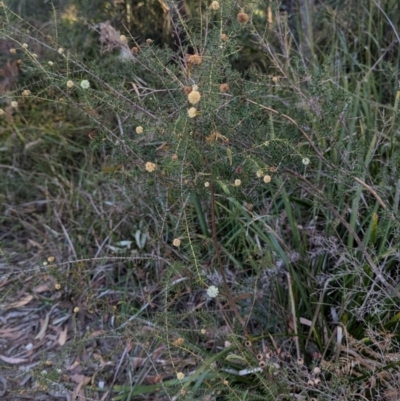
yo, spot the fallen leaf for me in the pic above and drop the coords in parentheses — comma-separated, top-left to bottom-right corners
(89, 330, 106, 338)
(70, 374, 91, 385)
(33, 283, 52, 293)
(58, 325, 68, 346)
(35, 311, 51, 340)
(27, 239, 43, 249)
(0, 355, 28, 364)
(4, 294, 34, 310)
(67, 359, 80, 371)
(144, 375, 162, 384)
(70, 374, 91, 401)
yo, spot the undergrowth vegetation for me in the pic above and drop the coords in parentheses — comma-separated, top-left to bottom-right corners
(1, 0, 400, 400)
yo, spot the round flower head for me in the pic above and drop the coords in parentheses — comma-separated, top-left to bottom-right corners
(0, 109, 4, 116)
(302, 157, 310, 166)
(192, 84, 199, 91)
(256, 170, 263, 178)
(188, 90, 201, 105)
(120, 35, 127, 44)
(187, 54, 202, 65)
(58, 47, 64, 54)
(66, 80, 74, 88)
(145, 162, 156, 172)
(9, 48, 16, 54)
(263, 175, 271, 183)
(184, 86, 192, 94)
(48, 61, 54, 66)
(131, 46, 139, 54)
(207, 285, 219, 298)
(11, 101, 18, 108)
(211, 1, 220, 11)
(234, 179, 241, 187)
(22, 43, 28, 49)
(220, 83, 229, 93)
(22, 90, 31, 96)
(136, 126, 144, 134)
(237, 11, 249, 23)
(176, 372, 185, 380)
(80, 79, 90, 89)
(173, 238, 181, 247)
(220, 33, 228, 41)
(187, 107, 197, 118)
(204, 181, 210, 188)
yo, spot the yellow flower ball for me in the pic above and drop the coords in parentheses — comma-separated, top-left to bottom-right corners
(263, 175, 271, 183)
(188, 90, 201, 105)
(145, 162, 156, 172)
(211, 1, 220, 11)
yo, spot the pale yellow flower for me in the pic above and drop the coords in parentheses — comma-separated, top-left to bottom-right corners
(211, 1, 220, 11)
(22, 43, 28, 49)
(58, 47, 64, 54)
(173, 238, 181, 247)
(22, 90, 31, 96)
(55, 283, 61, 290)
(48, 61, 54, 66)
(234, 179, 241, 187)
(263, 175, 271, 183)
(11, 101, 18, 108)
(120, 35, 127, 43)
(173, 337, 184, 346)
(145, 162, 156, 172)
(187, 107, 197, 118)
(176, 372, 185, 380)
(204, 181, 210, 188)
(73, 307, 79, 313)
(188, 90, 201, 105)
(66, 80, 74, 88)
(256, 170, 263, 178)
(136, 126, 143, 134)
(9, 48, 16, 54)
(313, 367, 321, 375)
(0, 109, 4, 116)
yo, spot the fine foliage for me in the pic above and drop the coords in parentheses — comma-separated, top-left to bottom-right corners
(1, 0, 400, 400)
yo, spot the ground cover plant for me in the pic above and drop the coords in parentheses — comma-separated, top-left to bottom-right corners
(1, 0, 400, 400)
